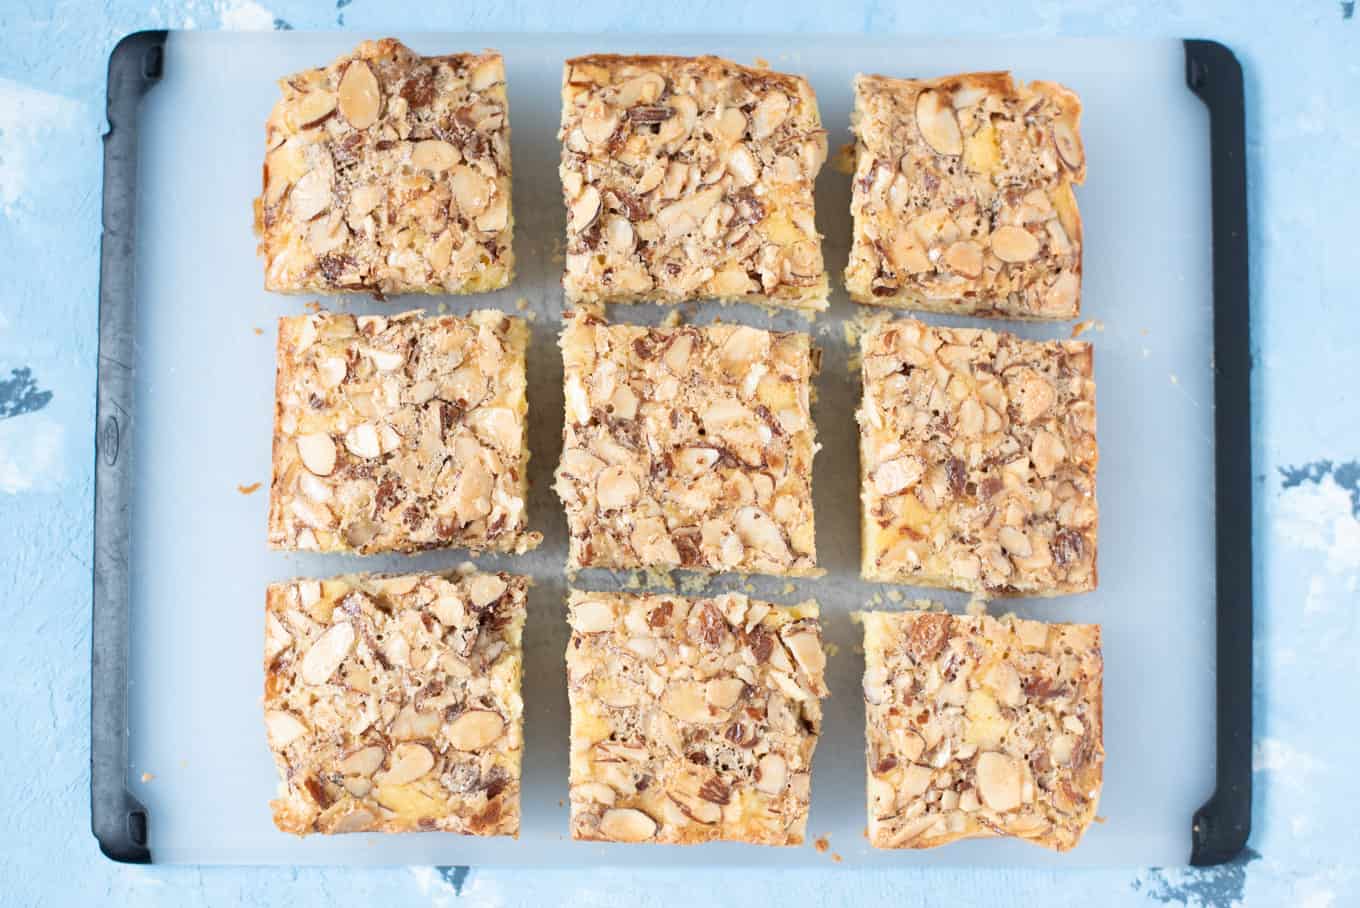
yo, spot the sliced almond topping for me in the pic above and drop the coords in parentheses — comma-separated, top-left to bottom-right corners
(344, 422, 381, 459)
(295, 433, 337, 476)
(598, 808, 657, 842)
(264, 710, 308, 748)
(596, 465, 641, 511)
(915, 89, 962, 155)
(704, 677, 745, 709)
(750, 91, 790, 140)
(379, 743, 435, 785)
(569, 184, 601, 231)
(975, 752, 1022, 812)
(755, 753, 788, 795)
(467, 573, 507, 607)
(781, 630, 825, 683)
(943, 240, 984, 278)
(337, 60, 381, 129)
(469, 56, 504, 92)
(411, 139, 459, 172)
(661, 681, 721, 724)
(290, 167, 331, 222)
(293, 91, 337, 130)
(582, 99, 619, 145)
(451, 165, 491, 217)
(572, 600, 616, 634)
(300, 622, 355, 686)
(337, 745, 386, 776)
(447, 709, 505, 751)
(990, 225, 1041, 263)
(1053, 121, 1083, 170)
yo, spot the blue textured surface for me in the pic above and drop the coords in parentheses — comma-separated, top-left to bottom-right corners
(0, 1, 1355, 905)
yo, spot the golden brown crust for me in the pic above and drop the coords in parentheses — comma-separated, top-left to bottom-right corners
(256, 39, 513, 296)
(566, 591, 826, 845)
(861, 610, 1104, 852)
(858, 318, 1098, 596)
(264, 571, 527, 836)
(846, 71, 1085, 318)
(559, 54, 827, 310)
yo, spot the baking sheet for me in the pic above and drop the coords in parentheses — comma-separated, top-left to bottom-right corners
(120, 32, 1217, 866)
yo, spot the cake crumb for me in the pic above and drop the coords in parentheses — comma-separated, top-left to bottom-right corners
(783, 583, 796, 595)
(824, 642, 841, 658)
(886, 589, 902, 602)
(660, 310, 683, 328)
(437, 302, 449, 314)
(753, 56, 770, 69)
(140, 772, 154, 783)
(237, 482, 262, 495)
(1070, 319, 1100, 338)
(253, 326, 264, 336)
(813, 835, 829, 853)
(304, 301, 322, 313)
(515, 297, 528, 311)
(832, 853, 843, 863)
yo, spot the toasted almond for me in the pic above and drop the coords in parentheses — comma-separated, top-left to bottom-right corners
(990, 225, 1041, 263)
(337, 745, 386, 776)
(467, 573, 507, 607)
(337, 60, 381, 129)
(264, 710, 308, 748)
(296, 433, 337, 476)
(598, 808, 657, 842)
(915, 89, 962, 155)
(300, 622, 354, 685)
(755, 753, 788, 795)
(447, 709, 505, 751)
(411, 139, 459, 172)
(379, 743, 435, 785)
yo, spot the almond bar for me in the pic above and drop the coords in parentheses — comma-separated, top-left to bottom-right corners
(267, 309, 540, 555)
(860, 610, 1104, 851)
(264, 570, 527, 836)
(559, 55, 828, 310)
(255, 39, 513, 296)
(859, 318, 1097, 595)
(555, 309, 819, 577)
(566, 590, 827, 845)
(845, 72, 1086, 319)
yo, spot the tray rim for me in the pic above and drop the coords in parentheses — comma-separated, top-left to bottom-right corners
(90, 30, 1253, 868)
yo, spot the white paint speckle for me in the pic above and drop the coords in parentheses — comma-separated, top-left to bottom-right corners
(0, 411, 63, 494)
(1277, 474, 1360, 573)
(0, 78, 82, 217)
(1254, 736, 1321, 777)
(216, 0, 276, 29)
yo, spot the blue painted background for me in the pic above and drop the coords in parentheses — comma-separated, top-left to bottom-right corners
(1, 1, 1356, 905)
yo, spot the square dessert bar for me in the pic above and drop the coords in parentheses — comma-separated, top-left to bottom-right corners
(845, 72, 1086, 319)
(858, 318, 1097, 595)
(860, 610, 1104, 851)
(267, 309, 540, 555)
(566, 591, 828, 845)
(555, 310, 819, 577)
(558, 55, 828, 310)
(255, 39, 513, 296)
(264, 570, 527, 836)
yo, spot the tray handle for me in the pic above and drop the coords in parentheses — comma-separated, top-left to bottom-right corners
(1183, 38, 1253, 868)
(92, 29, 167, 864)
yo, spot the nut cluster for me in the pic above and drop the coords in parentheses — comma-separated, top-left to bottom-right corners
(845, 72, 1086, 318)
(264, 571, 527, 836)
(566, 591, 827, 845)
(861, 611, 1104, 851)
(256, 39, 514, 296)
(559, 55, 829, 310)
